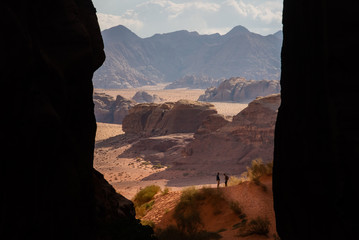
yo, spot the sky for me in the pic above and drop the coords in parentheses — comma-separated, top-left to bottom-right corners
(93, 0, 283, 38)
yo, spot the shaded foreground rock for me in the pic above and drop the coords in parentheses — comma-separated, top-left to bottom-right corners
(274, 1, 359, 239)
(93, 170, 154, 239)
(2, 2, 154, 240)
(122, 100, 217, 136)
(199, 77, 280, 103)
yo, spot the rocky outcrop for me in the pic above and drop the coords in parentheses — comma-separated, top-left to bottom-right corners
(164, 74, 222, 89)
(198, 77, 280, 103)
(94, 92, 136, 124)
(182, 94, 281, 174)
(132, 91, 164, 103)
(122, 100, 217, 137)
(122, 94, 281, 184)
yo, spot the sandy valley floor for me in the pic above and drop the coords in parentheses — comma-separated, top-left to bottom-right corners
(94, 87, 248, 199)
(95, 87, 248, 117)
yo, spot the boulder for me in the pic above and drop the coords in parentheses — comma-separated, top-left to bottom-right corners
(93, 92, 136, 124)
(132, 91, 164, 103)
(122, 100, 217, 136)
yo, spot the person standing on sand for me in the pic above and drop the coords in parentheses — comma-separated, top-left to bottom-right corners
(216, 172, 220, 188)
(224, 173, 229, 187)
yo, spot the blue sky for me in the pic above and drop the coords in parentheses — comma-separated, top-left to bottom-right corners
(93, 0, 283, 37)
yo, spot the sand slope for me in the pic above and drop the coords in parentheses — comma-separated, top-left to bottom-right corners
(142, 176, 276, 240)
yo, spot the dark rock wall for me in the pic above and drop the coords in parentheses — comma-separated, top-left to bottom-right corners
(273, 1, 359, 240)
(1, 1, 153, 240)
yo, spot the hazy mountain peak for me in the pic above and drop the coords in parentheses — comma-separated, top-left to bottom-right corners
(225, 25, 250, 36)
(102, 24, 140, 42)
(273, 30, 283, 40)
(94, 25, 282, 89)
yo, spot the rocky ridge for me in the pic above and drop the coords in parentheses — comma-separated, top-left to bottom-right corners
(164, 74, 222, 89)
(198, 77, 280, 103)
(118, 94, 281, 184)
(94, 25, 282, 88)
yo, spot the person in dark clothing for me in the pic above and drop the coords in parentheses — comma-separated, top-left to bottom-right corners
(216, 172, 220, 188)
(224, 174, 229, 187)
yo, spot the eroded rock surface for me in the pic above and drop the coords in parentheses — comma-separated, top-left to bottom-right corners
(199, 77, 280, 103)
(122, 100, 217, 136)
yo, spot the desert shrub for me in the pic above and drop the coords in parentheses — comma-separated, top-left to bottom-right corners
(141, 220, 155, 228)
(162, 187, 170, 196)
(133, 185, 161, 206)
(133, 185, 161, 218)
(237, 216, 270, 237)
(229, 201, 247, 220)
(173, 187, 225, 235)
(173, 188, 203, 234)
(243, 158, 273, 184)
(227, 176, 244, 186)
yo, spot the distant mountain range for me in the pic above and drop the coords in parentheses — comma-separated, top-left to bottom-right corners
(93, 25, 282, 89)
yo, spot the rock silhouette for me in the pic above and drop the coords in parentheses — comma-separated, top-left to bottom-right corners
(1, 2, 153, 240)
(274, 1, 359, 240)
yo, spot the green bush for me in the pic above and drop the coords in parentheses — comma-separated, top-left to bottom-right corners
(237, 216, 270, 237)
(243, 158, 273, 183)
(133, 185, 161, 218)
(172, 187, 226, 235)
(133, 185, 161, 206)
(173, 187, 203, 234)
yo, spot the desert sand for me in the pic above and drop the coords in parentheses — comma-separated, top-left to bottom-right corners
(141, 176, 276, 240)
(95, 87, 248, 117)
(94, 87, 248, 199)
(93, 88, 277, 239)
(94, 125, 217, 199)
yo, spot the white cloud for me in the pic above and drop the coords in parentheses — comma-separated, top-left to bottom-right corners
(96, 12, 144, 31)
(94, 0, 282, 37)
(137, 0, 221, 19)
(225, 0, 281, 24)
(199, 27, 231, 35)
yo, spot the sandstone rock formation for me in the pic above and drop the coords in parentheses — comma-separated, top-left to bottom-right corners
(198, 77, 280, 103)
(164, 74, 222, 89)
(120, 94, 280, 185)
(132, 91, 164, 103)
(183, 94, 281, 174)
(122, 100, 217, 137)
(94, 92, 136, 124)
